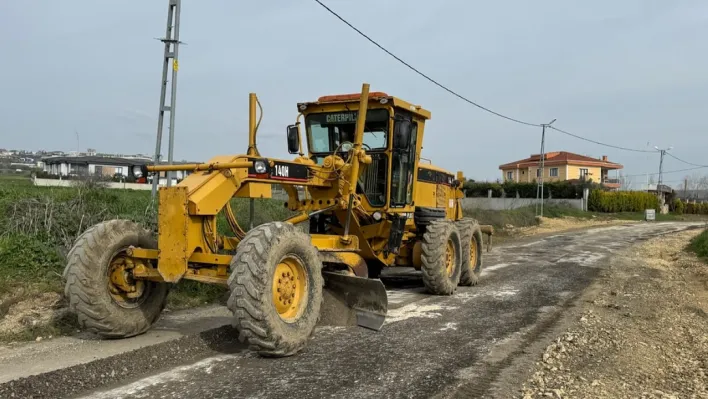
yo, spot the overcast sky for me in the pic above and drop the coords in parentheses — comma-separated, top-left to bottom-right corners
(1, 1, 707, 183)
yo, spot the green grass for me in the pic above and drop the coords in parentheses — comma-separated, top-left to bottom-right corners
(0, 174, 33, 186)
(688, 229, 708, 261)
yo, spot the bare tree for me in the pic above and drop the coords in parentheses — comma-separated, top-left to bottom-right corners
(682, 173, 708, 199)
(619, 172, 633, 191)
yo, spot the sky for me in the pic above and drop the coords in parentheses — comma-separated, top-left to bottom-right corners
(1, 0, 707, 184)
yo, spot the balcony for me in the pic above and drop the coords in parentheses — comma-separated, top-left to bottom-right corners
(602, 177, 621, 189)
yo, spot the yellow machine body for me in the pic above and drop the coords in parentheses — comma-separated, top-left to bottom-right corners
(128, 83, 486, 287)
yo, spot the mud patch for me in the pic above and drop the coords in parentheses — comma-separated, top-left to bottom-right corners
(0, 291, 73, 340)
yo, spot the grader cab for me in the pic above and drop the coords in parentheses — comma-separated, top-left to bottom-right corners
(63, 83, 493, 357)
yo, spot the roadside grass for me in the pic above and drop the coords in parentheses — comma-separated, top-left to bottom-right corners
(0, 174, 33, 186)
(687, 228, 708, 261)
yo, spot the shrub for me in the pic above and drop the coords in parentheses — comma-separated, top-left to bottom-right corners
(464, 181, 593, 199)
(688, 229, 708, 260)
(673, 198, 685, 215)
(587, 190, 659, 213)
(464, 182, 503, 197)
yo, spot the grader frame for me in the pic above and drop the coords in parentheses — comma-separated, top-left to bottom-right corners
(64, 83, 493, 357)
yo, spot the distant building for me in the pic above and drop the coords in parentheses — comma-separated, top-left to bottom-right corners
(499, 151, 623, 190)
(41, 155, 197, 181)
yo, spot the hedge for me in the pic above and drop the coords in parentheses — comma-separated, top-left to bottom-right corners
(683, 201, 708, 215)
(587, 190, 659, 213)
(463, 181, 598, 199)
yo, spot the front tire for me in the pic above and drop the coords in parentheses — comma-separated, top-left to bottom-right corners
(227, 222, 323, 357)
(64, 220, 169, 338)
(420, 220, 462, 295)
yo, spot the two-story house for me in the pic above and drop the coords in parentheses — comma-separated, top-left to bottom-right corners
(499, 151, 623, 190)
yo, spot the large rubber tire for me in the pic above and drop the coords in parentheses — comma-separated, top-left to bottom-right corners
(227, 222, 323, 357)
(457, 218, 483, 286)
(64, 220, 169, 338)
(420, 220, 462, 295)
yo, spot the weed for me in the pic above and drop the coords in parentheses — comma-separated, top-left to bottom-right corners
(688, 228, 708, 261)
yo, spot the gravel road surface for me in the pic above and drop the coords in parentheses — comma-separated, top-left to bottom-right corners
(7, 222, 703, 399)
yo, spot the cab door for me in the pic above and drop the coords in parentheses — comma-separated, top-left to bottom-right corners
(390, 116, 418, 208)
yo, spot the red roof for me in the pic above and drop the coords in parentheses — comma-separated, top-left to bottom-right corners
(317, 92, 390, 103)
(499, 151, 623, 170)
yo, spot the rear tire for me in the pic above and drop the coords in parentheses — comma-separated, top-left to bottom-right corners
(64, 220, 169, 338)
(420, 220, 462, 295)
(228, 222, 323, 357)
(457, 218, 483, 286)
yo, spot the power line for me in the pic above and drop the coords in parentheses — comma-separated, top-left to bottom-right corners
(665, 152, 708, 168)
(548, 126, 655, 153)
(312, 0, 541, 127)
(621, 165, 708, 178)
(314, 0, 704, 159)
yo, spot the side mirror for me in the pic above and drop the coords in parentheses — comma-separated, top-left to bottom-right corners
(286, 125, 300, 154)
(394, 120, 412, 150)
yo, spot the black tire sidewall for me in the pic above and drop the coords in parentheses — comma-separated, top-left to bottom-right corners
(421, 220, 462, 294)
(262, 232, 323, 348)
(65, 220, 168, 337)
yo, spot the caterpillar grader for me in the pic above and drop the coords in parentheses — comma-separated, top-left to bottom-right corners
(63, 83, 493, 357)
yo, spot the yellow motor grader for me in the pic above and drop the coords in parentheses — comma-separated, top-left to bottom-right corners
(63, 83, 492, 357)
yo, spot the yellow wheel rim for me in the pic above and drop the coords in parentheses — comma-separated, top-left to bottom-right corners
(107, 250, 146, 308)
(272, 256, 307, 322)
(469, 235, 478, 270)
(445, 240, 455, 277)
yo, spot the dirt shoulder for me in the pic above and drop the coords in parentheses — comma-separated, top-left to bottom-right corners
(502, 216, 638, 239)
(520, 229, 708, 399)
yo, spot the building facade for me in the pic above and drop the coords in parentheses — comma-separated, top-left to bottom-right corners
(499, 151, 623, 189)
(41, 156, 195, 182)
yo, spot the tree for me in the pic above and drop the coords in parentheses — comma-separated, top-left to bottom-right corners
(618, 172, 633, 191)
(682, 173, 708, 199)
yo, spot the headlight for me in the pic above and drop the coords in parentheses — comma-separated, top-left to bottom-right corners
(372, 211, 382, 221)
(132, 165, 144, 178)
(254, 160, 268, 174)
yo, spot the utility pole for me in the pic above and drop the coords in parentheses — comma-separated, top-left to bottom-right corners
(654, 145, 672, 210)
(152, 0, 183, 198)
(535, 119, 556, 217)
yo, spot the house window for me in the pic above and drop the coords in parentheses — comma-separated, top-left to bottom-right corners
(579, 168, 589, 179)
(536, 169, 541, 177)
(550, 168, 558, 177)
(506, 171, 513, 180)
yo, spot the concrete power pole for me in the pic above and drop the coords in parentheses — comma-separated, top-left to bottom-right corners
(654, 145, 672, 211)
(535, 119, 556, 217)
(151, 0, 183, 199)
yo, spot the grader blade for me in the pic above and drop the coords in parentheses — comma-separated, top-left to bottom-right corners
(320, 271, 388, 331)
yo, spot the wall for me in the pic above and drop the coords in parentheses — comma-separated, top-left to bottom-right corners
(503, 164, 604, 183)
(33, 178, 153, 191)
(567, 165, 601, 182)
(461, 197, 585, 211)
(501, 168, 519, 182)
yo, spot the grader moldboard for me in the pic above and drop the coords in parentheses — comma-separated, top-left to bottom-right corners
(64, 83, 493, 357)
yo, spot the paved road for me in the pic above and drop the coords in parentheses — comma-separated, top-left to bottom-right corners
(81, 222, 701, 399)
